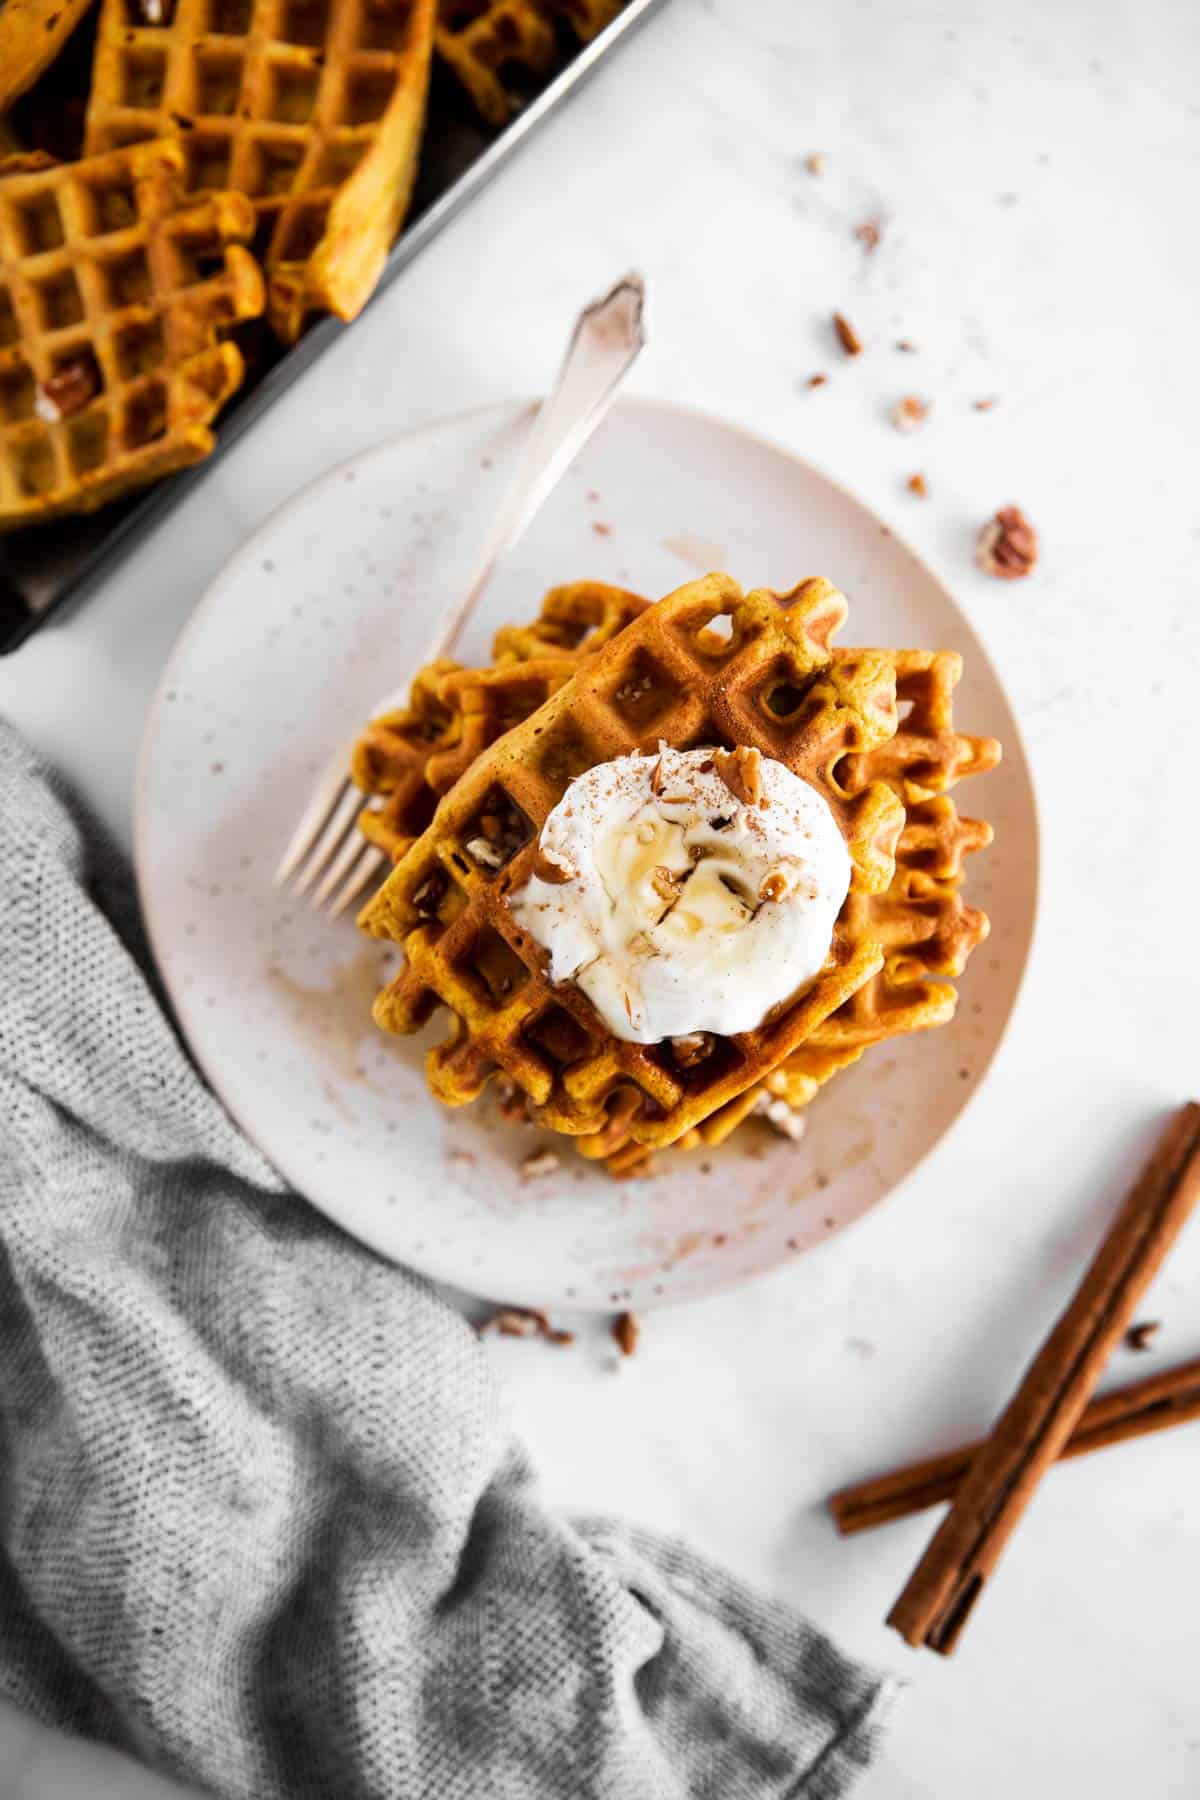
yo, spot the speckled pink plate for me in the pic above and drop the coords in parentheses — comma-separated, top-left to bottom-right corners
(134, 398, 1037, 1310)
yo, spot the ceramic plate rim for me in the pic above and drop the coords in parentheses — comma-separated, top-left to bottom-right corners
(133, 394, 1040, 1307)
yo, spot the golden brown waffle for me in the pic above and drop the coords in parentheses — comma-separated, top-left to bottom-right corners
(361, 573, 907, 1151)
(595, 651, 1001, 1171)
(435, 0, 557, 127)
(0, 138, 264, 530)
(491, 577, 648, 663)
(351, 580, 647, 862)
(84, 0, 437, 341)
(0, 0, 95, 110)
(435, 0, 625, 125)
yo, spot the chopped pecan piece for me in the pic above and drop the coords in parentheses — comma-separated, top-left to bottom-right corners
(890, 394, 929, 433)
(520, 1148, 562, 1180)
(36, 354, 100, 422)
(713, 744, 763, 808)
(671, 1031, 714, 1069)
(612, 1311, 640, 1356)
(832, 311, 863, 356)
(976, 505, 1038, 580)
(532, 848, 573, 885)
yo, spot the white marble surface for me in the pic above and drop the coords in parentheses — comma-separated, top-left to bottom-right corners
(3, 0, 1199, 1794)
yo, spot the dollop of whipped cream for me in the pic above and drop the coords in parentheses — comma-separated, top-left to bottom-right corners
(507, 745, 851, 1043)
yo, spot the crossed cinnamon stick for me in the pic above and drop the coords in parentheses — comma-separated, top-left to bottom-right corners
(838, 1103, 1200, 1656)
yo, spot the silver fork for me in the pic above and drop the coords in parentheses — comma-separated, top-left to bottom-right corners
(273, 272, 647, 917)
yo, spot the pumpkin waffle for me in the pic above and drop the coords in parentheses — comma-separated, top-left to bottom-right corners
(351, 580, 647, 863)
(435, 1, 557, 127)
(0, 137, 264, 530)
(435, 0, 625, 126)
(360, 573, 907, 1151)
(84, 0, 437, 341)
(589, 650, 1001, 1172)
(0, 0, 95, 110)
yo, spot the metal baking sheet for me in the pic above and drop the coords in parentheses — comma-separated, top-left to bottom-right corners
(0, 0, 666, 654)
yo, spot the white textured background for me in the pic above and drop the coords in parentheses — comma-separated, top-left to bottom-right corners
(2, 1, 1199, 1794)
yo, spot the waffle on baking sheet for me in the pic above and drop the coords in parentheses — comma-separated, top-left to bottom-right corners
(0, 0, 96, 111)
(83, 0, 437, 340)
(435, 0, 626, 125)
(0, 137, 264, 531)
(351, 580, 648, 864)
(359, 573, 908, 1152)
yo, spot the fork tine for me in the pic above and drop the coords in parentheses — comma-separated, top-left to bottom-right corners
(289, 784, 363, 898)
(312, 815, 374, 908)
(329, 843, 388, 919)
(274, 751, 356, 886)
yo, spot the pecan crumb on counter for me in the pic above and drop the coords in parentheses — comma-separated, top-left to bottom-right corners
(854, 216, 884, 254)
(480, 1307, 575, 1347)
(895, 338, 919, 353)
(1124, 1319, 1161, 1352)
(832, 311, 864, 357)
(520, 1148, 562, 1180)
(806, 372, 829, 389)
(712, 744, 763, 807)
(906, 472, 929, 498)
(890, 394, 929, 433)
(612, 1311, 640, 1357)
(973, 396, 999, 411)
(804, 151, 826, 176)
(976, 505, 1039, 579)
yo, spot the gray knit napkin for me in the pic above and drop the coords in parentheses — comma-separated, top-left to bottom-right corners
(0, 720, 894, 1800)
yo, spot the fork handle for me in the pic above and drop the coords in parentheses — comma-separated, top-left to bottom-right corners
(422, 272, 647, 667)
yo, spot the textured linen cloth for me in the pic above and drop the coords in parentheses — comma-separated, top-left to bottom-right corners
(0, 721, 894, 1800)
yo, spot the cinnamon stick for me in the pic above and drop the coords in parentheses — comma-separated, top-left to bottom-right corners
(831, 1354, 1200, 1536)
(887, 1102, 1200, 1655)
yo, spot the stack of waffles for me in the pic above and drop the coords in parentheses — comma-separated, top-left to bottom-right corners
(2, 0, 632, 529)
(354, 573, 1001, 1176)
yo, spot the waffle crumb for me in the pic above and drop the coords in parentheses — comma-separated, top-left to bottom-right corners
(521, 1148, 562, 1180)
(907, 472, 929, 498)
(891, 395, 929, 433)
(612, 1311, 640, 1356)
(976, 505, 1038, 579)
(832, 311, 864, 356)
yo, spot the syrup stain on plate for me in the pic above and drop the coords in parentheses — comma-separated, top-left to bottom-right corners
(662, 533, 728, 570)
(266, 946, 393, 1084)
